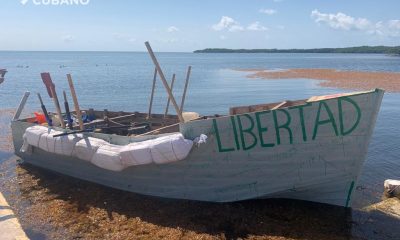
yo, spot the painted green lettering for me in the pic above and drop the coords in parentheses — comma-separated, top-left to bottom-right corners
(230, 116, 240, 150)
(312, 101, 338, 140)
(212, 119, 235, 152)
(255, 111, 275, 148)
(289, 104, 311, 142)
(273, 109, 293, 145)
(237, 114, 258, 150)
(338, 97, 361, 136)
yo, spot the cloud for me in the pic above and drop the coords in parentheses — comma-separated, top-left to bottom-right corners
(212, 16, 269, 33)
(311, 9, 400, 37)
(219, 35, 226, 40)
(167, 26, 180, 32)
(259, 9, 277, 15)
(311, 9, 370, 31)
(370, 20, 400, 37)
(62, 35, 75, 42)
(229, 25, 245, 32)
(247, 22, 268, 31)
(128, 38, 136, 43)
(212, 16, 243, 32)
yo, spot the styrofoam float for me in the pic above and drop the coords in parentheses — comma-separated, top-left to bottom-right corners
(22, 125, 194, 171)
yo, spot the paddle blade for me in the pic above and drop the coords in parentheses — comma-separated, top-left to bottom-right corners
(40, 72, 55, 98)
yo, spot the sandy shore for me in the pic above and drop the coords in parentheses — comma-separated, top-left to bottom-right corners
(1, 108, 400, 239)
(237, 68, 400, 92)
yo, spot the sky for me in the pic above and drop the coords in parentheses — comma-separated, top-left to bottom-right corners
(1, 0, 400, 52)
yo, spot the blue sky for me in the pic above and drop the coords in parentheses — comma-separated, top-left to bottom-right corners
(1, 0, 400, 51)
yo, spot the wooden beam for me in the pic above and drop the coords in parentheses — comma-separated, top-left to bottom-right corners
(13, 91, 30, 121)
(271, 101, 288, 110)
(67, 74, 84, 130)
(180, 66, 191, 112)
(49, 86, 66, 128)
(144, 41, 184, 123)
(164, 74, 176, 118)
(147, 68, 157, 119)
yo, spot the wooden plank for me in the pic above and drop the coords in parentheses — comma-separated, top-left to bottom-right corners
(13, 91, 30, 121)
(145, 41, 184, 123)
(67, 74, 84, 130)
(134, 122, 180, 137)
(271, 101, 288, 110)
(49, 86, 66, 128)
(164, 74, 176, 118)
(180, 66, 191, 112)
(84, 113, 137, 128)
(147, 68, 157, 119)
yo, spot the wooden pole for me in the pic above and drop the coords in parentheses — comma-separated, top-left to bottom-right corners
(144, 41, 184, 123)
(67, 74, 84, 130)
(164, 74, 176, 118)
(147, 68, 157, 119)
(50, 86, 66, 128)
(135, 123, 180, 137)
(13, 91, 30, 121)
(180, 66, 191, 112)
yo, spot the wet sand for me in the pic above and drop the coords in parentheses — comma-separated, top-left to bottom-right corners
(237, 69, 400, 92)
(1, 108, 400, 239)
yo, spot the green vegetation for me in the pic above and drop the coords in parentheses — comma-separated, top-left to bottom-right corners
(194, 46, 400, 55)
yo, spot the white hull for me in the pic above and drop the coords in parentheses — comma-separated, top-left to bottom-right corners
(12, 89, 384, 207)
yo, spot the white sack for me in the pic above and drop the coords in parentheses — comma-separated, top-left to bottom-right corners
(38, 128, 62, 152)
(171, 138, 193, 160)
(53, 134, 82, 156)
(91, 144, 124, 171)
(74, 137, 109, 162)
(24, 126, 49, 147)
(120, 142, 152, 166)
(150, 133, 193, 164)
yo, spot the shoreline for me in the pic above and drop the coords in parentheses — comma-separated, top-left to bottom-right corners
(236, 68, 400, 92)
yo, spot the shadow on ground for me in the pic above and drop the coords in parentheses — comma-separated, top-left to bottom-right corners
(2, 161, 396, 240)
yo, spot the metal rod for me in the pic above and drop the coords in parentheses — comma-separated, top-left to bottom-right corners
(164, 74, 176, 118)
(180, 66, 191, 112)
(147, 68, 157, 119)
(144, 41, 184, 123)
(67, 74, 85, 130)
(13, 91, 30, 121)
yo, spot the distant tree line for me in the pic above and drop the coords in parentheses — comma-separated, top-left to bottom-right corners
(194, 46, 400, 55)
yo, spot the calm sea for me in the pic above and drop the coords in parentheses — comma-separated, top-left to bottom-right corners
(0, 51, 399, 207)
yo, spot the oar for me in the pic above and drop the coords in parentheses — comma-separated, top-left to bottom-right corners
(41, 73, 66, 128)
(145, 41, 184, 123)
(63, 90, 74, 129)
(37, 93, 53, 126)
(164, 73, 176, 118)
(180, 66, 191, 112)
(67, 74, 85, 130)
